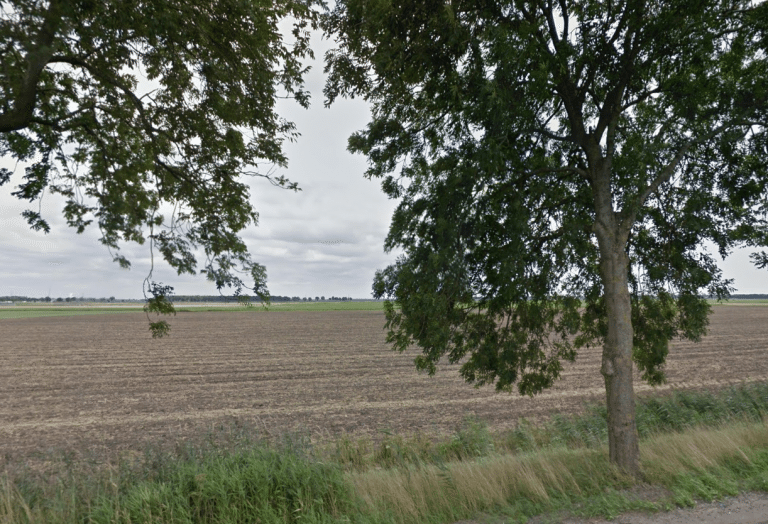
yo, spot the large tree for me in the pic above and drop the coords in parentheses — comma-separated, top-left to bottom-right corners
(324, 0, 768, 475)
(1, 0, 319, 335)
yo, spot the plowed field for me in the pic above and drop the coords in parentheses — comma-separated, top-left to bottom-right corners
(1, 305, 767, 460)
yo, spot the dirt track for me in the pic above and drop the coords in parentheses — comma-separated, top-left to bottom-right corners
(1, 305, 767, 461)
(456, 491, 768, 524)
(551, 491, 768, 524)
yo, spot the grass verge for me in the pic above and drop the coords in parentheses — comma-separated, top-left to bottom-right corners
(349, 419, 768, 523)
(0, 307, 145, 319)
(0, 301, 387, 319)
(2, 382, 767, 523)
(328, 381, 768, 470)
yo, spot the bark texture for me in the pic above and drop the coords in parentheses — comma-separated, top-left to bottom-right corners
(591, 155, 642, 477)
(597, 231, 641, 477)
(601, 246, 640, 477)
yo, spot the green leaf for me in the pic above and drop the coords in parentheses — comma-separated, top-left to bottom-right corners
(325, 0, 768, 396)
(2, 0, 322, 334)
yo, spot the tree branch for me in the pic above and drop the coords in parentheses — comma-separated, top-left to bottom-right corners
(528, 126, 577, 144)
(619, 121, 755, 233)
(543, 0, 561, 48)
(48, 55, 155, 129)
(28, 105, 92, 131)
(47, 53, 194, 183)
(529, 166, 589, 180)
(620, 87, 663, 112)
(606, 4, 632, 49)
(558, 0, 569, 38)
(0, 0, 62, 132)
(593, 4, 647, 143)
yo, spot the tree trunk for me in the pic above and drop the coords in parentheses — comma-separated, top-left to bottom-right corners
(599, 241, 642, 477)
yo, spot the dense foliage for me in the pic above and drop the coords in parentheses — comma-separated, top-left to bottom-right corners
(325, 0, 768, 389)
(1, 0, 320, 334)
(324, 0, 768, 473)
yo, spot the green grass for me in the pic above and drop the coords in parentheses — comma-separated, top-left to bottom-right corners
(6, 297, 764, 321)
(1, 433, 354, 524)
(86, 445, 352, 524)
(349, 420, 768, 524)
(2, 382, 768, 523)
(326, 382, 768, 470)
(499, 381, 768, 454)
(0, 301, 387, 319)
(177, 301, 387, 312)
(0, 307, 145, 319)
(708, 298, 768, 305)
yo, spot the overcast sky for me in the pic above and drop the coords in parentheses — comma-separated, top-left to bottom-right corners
(1, 31, 767, 300)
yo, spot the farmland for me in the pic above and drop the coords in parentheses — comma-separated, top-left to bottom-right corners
(1, 305, 767, 462)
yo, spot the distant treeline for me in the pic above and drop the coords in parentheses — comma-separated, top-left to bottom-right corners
(0, 295, 359, 303)
(171, 295, 355, 302)
(720, 294, 768, 300)
(0, 296, 117, 303)
(3, 294, 765, 304)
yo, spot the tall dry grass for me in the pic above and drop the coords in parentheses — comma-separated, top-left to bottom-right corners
(2, 383, 767, 524)
(349, 418, 768, 523)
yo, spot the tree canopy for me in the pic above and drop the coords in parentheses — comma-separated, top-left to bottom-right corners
(1, 0, 319, 335)
(324, 0, 768, 474)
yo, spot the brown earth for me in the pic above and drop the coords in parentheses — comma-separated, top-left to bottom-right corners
(562, 491, 768, 524)
(459, 491, 768, 524)
(1, 305, 767, 462)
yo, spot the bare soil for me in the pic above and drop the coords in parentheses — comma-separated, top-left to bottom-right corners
(1, 305, 767, 463)
(459, 490, 768, 524)
(569, 491, 768, 524)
